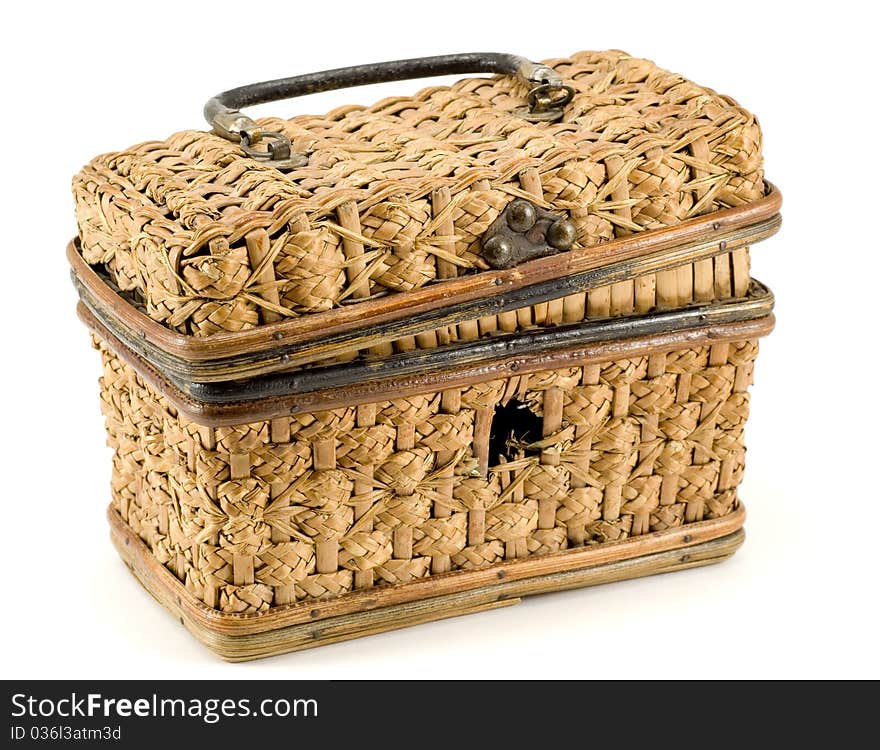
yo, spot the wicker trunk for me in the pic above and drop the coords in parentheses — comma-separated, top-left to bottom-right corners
(71, 50, 780, 659)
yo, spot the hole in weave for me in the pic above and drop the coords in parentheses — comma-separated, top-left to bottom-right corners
(488, 399, 543, 466)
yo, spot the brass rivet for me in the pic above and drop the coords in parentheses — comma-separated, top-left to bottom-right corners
(506, 199, 537, 233)
(483, 236, 514, 268)
(310, 609, 321, 618)
(683, 534, 692, 543)
(547, 219, 577, 250)
(273, 331, 284, 341)
(497, 570, 506, 579)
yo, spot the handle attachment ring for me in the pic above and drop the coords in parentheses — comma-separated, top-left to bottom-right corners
(514, 83, 576, 123)
(239, 131, 308, 170)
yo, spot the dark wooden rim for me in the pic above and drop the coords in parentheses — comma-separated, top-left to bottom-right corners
(81, 282, 774, 403)
(186, 285, 775, 403)
(73, 211, 780, 383)
(81, 299, 775, 426)
(68, 182, 782, 368)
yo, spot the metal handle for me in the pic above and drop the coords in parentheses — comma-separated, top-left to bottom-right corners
(204, 53, 574, 169)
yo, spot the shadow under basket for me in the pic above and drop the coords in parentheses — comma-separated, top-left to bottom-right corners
(110, 504, 746, 661)
(69, 49, 781, 659)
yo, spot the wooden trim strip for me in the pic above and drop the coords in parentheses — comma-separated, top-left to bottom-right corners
(73, 213, 779, 382)
(69, 183, 781, 369)
(108, 503, 745, 641)
(81, 282, 774, 401)
(80, 301, 774, 426)
(193, 285, 774, 402)
(114, 526, 743, 660)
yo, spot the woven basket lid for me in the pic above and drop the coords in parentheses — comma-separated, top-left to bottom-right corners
(72, 50, 764, 340)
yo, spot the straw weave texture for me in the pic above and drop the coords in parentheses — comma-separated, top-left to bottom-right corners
(96, 336, 758, 612)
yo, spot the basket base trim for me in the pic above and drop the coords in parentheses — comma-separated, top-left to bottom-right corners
(109, 506, 745, 661)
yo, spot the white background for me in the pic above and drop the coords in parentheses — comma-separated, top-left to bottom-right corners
(2, 0, 877, 679)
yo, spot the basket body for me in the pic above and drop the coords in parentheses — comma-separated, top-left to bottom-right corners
(71, 50, 779, 659)
(97, 331, 760, 606)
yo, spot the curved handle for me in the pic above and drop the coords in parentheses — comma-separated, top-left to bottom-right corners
(204, 53, 574, 168)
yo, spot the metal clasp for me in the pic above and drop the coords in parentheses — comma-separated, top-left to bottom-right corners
(481, 198, 577, 269)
